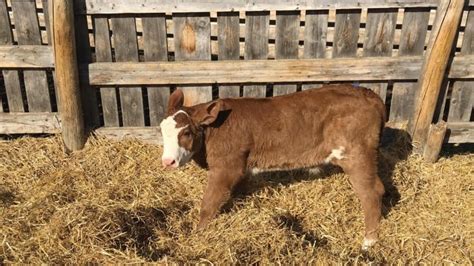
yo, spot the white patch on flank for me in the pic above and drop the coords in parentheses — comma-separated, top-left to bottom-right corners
(307, 167, 323, 175)
(249, 168, 284, 175)
(362, 237, 377, 250)
(160, 111, 194, 166)
(324, 146, 346, 163)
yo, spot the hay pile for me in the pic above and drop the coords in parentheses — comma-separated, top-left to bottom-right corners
(0, 134, 472, 264)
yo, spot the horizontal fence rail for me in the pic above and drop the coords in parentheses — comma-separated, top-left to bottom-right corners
(74, 0, 471, 14)
(84, 56, 423, 85)
(0, 46, 54, 68)
(0, 112, 61, 134)
(83, 55, 474, 86)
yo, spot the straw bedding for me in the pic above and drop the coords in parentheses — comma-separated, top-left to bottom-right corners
(0, 133, 472, 264)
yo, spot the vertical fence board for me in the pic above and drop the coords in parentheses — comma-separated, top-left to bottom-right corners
(74, 0, 100, 128)
(244, 11, 269, 97)
(390, 8, 430, 122)
(42, 0, 52, 44)
(302, 10, 328, 90)
(361, 8, 397, 102)
(0, 0, 24, 112)
(111, 17, 145, 126)
(173, 13, 212, 105)
(218, 11, 240, 98)
(333, 9, 361, 58)
(142, 14, 170, 125)
(94, 16, 119, 127)
(43, 0, 60, 110)
(11, 0, 51, 112)
(398, 8, 430, 56)
(448, 9, 473, 122)
(274, 11, 300, 96)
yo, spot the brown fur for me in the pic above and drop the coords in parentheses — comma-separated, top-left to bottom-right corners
(164, 84, 386, 244)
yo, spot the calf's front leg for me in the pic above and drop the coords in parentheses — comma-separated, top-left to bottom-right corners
(197, 167, 244, 229)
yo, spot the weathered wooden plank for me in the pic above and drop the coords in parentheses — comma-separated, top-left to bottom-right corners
(244, 11, 269, 97)
(0, 0, 24, 112)
(0, 112, 61, 134)
(78, 0, 440, 15)
(448, 9, 474, 122)
(410, 0, 464, 150)
(333, 9, 361, 58)
(42, 0, 52, 44)
(398, 8, 430, 56)
(448, 82, 473, 122)
(446, 122, 474, 143)
(85, 56, 424, 85)
(363, 9, 397, 57)
(0, 0, 11, 45)
(390, 8, 430, 122)
(361, 8, 397, 103)
(142, 14, 170, 125)
(1, 71, 23, 112)
(111, 16, 145, 126)
(302, 10, 328, 90)
(142, 16, 168, 62)
(390, 82, 417, 122)
(85, 54, 474, 86)
(94, 16, 119, 127)
(217, 11, 240, 98)
(43, 0, 58, 110)
(94, 126, 162, 145)
(0, 46, 54, 68)
(274, 11, 300, 96)
(74, 0, 100, 128)
(11, 0, 51, 112)
(449, 54, 474, 78)
(173, 13, 212, 105)
(461, 10, 474, 54)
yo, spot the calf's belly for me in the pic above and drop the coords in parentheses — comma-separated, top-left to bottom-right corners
(246, 142, 340, 170)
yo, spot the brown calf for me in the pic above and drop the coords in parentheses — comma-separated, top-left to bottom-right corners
(160, 84, 386, 249)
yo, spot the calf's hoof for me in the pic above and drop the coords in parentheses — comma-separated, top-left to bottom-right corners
(361, 237, 377, 250)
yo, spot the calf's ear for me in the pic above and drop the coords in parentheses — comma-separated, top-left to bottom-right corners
(167, 89, 184, 114)
(195, 100, 223, 126)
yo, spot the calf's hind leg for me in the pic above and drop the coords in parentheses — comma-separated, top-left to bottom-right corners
(338, 152, 385, 250)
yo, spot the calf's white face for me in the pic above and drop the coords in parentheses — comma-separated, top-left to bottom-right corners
(160, 89, 223, 169)
(160, 110, 194, 168)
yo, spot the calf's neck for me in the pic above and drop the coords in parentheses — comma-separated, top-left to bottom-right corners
(160, 84, 386, 249)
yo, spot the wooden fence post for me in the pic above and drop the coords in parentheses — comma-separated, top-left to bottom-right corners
(52, 0, 85, 152)
(409, 0, 464, 152)
(423, 121, 448, 162)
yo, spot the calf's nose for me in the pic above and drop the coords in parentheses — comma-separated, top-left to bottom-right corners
(162, 158, 176, 168)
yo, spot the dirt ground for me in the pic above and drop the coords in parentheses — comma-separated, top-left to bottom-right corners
(0, 134, 472, 264)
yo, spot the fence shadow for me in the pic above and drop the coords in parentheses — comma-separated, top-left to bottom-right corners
(223, 127, 413, 218)
(378, 127, 413, 216)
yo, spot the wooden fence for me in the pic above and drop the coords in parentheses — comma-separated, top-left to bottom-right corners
(0, 0, 473, 159)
